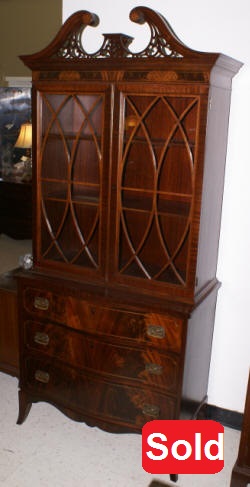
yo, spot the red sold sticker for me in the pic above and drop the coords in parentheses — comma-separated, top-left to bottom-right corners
(142, 420, 224, 474)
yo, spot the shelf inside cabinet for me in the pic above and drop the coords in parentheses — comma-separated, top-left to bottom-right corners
(123, 135, 195, 149)
(43, 132, 102, 142)
(121, 188, 192, 217)
(41, 180, 100, 206)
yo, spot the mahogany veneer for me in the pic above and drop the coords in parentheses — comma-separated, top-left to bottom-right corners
(0, 270, 19, 377)
(16, 7, 242, 473)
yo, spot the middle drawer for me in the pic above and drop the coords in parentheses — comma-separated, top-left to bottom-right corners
(24, 320, 180, 393)
(22, 287, 183, 353)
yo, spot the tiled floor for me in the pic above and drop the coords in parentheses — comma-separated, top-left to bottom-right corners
(0, 372, 240, 487)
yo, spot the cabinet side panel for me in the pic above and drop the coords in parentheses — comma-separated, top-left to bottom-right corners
(0, 277, 19, 376)
(182, 289, 218, 403)
(196, 84, 232, 292)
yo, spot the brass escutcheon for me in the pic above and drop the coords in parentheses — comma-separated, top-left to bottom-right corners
(34, 370, 50, 384)
(34, 332, 50, 346)
(146, 324, 165, 339)
(145, 363, 163, 375)
(34, 296, 49, 311)
(142, 403, 160, 418)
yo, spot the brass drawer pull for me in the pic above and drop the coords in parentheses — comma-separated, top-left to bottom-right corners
(35, 370, 50, 384)
(34, 332, 50, 346)
(145, 363, 163, 375)
(146, 324, 165, 339)
(34, 296, 49, 311)
(142, 404, 160, 418)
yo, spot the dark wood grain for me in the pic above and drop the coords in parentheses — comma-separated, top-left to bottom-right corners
(16, 11, 242, 485)
(0, 271, 19, 376)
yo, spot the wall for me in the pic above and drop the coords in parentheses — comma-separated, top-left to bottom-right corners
(60, 0, 249, 414)
(0, 0, 62, 80)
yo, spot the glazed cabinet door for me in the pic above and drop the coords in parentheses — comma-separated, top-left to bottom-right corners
(110, 86, 203, 295)
(34, 84, 112, 280)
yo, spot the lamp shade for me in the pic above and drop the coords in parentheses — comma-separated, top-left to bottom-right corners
(15, 122, 32, 149)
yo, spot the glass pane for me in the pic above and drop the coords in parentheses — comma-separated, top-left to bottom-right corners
(119, 209, 189, 284)
(122, 189, 153, 211)
(42, 181, 68, 200)
(42, 200, 68, 239)
(122, 141, 155, 190)
(38, 90, 104, 272)
(117, 93, 199, 286)
(71, 183, 99, 205)
(72, 139, 100, 184)
(41, 201, 99, 268)
(158, 141, 193, 194)
(157, 194, 191, 216)
(41, 133, 68, 180)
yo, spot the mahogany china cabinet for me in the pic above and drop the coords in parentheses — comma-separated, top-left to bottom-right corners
(16, 7, 242, 436)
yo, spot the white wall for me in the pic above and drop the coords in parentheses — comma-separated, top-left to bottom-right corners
(63, 0, 250, 413)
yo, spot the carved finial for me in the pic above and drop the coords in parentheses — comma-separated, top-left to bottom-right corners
(55, 11, 100, 60)
(19, 10, 100, 66)
(129, 6, 188, 58)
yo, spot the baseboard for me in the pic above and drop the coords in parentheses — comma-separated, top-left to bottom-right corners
(200, 403, 243, 431)
(148, 481, 172, 487)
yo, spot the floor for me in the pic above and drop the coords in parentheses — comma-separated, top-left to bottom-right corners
(0, 372, 241, 487)
(0, 234, 242, 486)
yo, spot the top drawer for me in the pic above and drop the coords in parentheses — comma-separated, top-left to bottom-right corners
(22, 287, 183, 352)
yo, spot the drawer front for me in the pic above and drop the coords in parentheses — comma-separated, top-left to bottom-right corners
(23, 356, 177, 428)
(22, 287, 182, 352)
(24, 320, 180, 392)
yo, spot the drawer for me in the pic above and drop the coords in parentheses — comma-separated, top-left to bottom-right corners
(22, 288, 183, 353)
(24, 320, 180, 393)
(23, 356, 177, 429)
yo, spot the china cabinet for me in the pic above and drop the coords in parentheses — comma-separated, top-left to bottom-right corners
(16, 7, 242, 438)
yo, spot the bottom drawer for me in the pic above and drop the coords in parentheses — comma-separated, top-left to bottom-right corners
(24, 320, 179, 393)
(23, 356, 177, 430)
